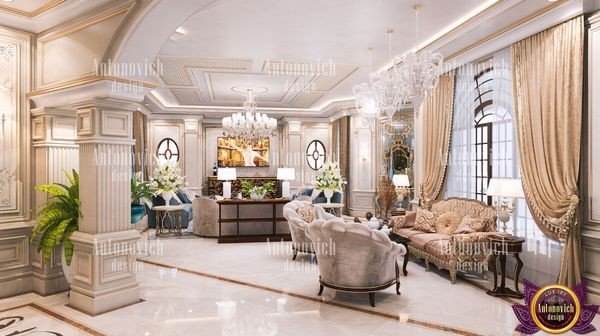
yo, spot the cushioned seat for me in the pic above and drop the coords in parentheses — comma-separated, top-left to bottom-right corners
(425, 239, 450, 260)
(306, 219, 406, 307)
(409, 233, 451, 251)
(283, 200, 335, 260)
(394, 228, 428, 238)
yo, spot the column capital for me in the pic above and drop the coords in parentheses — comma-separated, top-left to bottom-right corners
(73, 99, 138, 146)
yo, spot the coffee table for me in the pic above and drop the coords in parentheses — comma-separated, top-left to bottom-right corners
(388, 232, 411, 276)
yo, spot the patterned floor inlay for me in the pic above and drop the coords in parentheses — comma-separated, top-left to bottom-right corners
(0, 303, 106, 336)
(137, 258, 484, 336)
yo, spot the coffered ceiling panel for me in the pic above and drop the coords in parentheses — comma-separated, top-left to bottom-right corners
(158, 56, 253, 86)
(152, 0, 496, 112)
(171, 88, 204, 106)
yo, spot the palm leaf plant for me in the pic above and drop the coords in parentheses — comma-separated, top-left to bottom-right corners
(131, 172, 154, 207)
(31, 169, 81, 265)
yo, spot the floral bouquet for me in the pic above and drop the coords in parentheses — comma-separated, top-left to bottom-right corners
(314, 162, 346, 192)
(150, 158, 185, 203)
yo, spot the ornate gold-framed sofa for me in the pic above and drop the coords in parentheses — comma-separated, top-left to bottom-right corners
(391, 197, 497, 284)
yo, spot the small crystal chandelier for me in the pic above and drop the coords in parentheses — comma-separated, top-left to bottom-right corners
(222, 89, 277, 144)
(352, 48, 381, 121)
(395, 4, 444, 111)
(372, 29, 403, 119)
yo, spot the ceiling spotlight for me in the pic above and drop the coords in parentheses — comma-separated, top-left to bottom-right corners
(2, 0, 14, 2)
(169, 27, 186, 41)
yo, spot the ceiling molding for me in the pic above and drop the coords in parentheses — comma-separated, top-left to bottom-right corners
(0, 0, 65, 18)
(444, 0, 574, 62)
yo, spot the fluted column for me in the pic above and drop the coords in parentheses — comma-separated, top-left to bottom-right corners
(69, 99, 140, 315)
(31, 107, 78, 295)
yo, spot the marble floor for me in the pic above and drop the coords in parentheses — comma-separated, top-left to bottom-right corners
(0, 232, 596, 336)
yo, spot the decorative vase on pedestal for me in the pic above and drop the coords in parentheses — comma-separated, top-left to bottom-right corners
(323, 189, 334, 204)
(162, 191, 174, 205)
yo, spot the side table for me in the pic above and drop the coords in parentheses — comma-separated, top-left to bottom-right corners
(388, 232, 411, 276)
(319, 203, 344, 217)
(153, 205, 186, 237)
(486, 235, 525, 299)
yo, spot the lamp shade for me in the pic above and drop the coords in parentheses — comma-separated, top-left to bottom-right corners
(277, 168, 295, 181)
(217, 168, 237, 181)
(392, 174, 410, 187)
(486, 178, 525, 198)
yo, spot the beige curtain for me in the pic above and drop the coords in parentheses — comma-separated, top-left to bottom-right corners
(421, 71, 455, 208)
(511, 16, 583, 286)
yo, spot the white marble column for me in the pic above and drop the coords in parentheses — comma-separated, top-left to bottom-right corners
(30, 107, 78, 295)
(184, 118, 203, 192)
(282, 121, 303, 188)
(68, 99, 141, 315)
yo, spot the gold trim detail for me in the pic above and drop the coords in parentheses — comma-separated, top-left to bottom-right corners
(0, 0, 65, 18)
(445, 0, 569, 61)
(27, 75, 158, 97)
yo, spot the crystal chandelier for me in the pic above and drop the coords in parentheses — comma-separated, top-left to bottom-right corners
(222, 89, 277, 144)
(372, 29, 403, 119)
(352, 49, 381, 121)
(395, 5, 444, 111)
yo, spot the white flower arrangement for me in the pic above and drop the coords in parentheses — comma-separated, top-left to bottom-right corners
(151, 158, 185, 194)
(314, 162, 347, 191)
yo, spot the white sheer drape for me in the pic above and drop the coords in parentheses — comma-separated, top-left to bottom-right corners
(445, 48, 561, 285)
(445, 64, 476, 199)
(490, 48, 562, 286)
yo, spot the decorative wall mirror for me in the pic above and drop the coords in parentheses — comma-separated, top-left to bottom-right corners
(382, 112, 414, 179)
(306, 139, 326, 170)
(156, 138, 180, 162)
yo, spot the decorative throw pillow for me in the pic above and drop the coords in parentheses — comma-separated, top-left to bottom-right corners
(297, 205, 315, 223)
(454, 215, 485, 234)
(413, 209, 438, 233)
(435, 212, 463, 235)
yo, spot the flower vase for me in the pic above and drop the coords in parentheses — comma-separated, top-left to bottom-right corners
(323, 189, 334, 204)
(162, 191, 174, 205)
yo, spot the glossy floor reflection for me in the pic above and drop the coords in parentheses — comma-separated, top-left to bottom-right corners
(1, 233, 596, 336)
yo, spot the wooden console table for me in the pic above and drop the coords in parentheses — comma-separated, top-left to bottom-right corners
(217, 198, 291, 243)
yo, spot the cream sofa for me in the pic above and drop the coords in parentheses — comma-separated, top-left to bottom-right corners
(306, 218, 406, 307)
(282, 200, 335, 260)
(391, 198, 497, 284)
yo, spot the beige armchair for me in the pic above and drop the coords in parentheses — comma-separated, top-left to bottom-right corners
(306, 219, 406, 307)
(283, 200, 335, 260)
(192, 198, 220, 237)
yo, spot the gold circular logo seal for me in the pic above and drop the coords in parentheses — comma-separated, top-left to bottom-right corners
(530, 284, 581, 334)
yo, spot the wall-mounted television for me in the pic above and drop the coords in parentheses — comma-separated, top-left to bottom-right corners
(217, 137, 270, 167)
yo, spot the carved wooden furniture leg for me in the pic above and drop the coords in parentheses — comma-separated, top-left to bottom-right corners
(292, 248, 298, 260)
(514, 253, 523, 293)
(318, 284, 324, 296)
(395, 263, 401, 295)
(424, 259, 430, 271)
(450, 269, 457, 284)
(369, 292, 375, 307)
(402, 251, 409, 276)
(490, 254, 498, 289)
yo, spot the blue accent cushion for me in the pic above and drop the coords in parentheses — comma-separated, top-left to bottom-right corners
(313, 191, 342, 204)
(146, 192, 193, 228)
(175, 190, 192, 204)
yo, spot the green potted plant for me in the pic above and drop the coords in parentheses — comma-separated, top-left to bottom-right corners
(31, 169, 81, 284)
(241, 180, 275, 200)
(131, 172, 154, 224)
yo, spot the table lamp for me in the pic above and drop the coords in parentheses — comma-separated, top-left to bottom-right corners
(486, 178, 525, 236)
(218, 168, 237, 199)
(392, 174, 410, 203)
(277, 168, 295, 198)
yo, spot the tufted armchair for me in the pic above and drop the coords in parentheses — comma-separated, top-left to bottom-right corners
(283, 200, 335, 260)
(306, 219, 406, 307)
